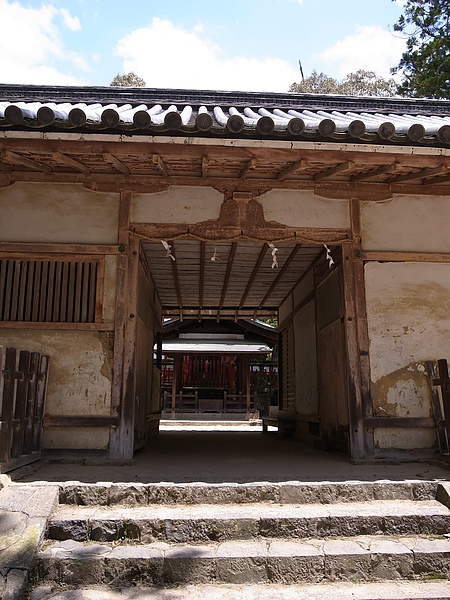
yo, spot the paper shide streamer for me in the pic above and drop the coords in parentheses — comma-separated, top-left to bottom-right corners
(161, 240, 176, 261)
(268, 243, 278, 269)
(324, 244, 334, 268)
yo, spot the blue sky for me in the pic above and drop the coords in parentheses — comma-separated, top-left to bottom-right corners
(0, 0, 407, 92)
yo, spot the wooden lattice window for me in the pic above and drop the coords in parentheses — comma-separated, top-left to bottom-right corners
(0, 258, 101, 323)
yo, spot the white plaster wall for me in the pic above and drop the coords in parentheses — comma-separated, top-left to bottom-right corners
(293, 301, 318, 415)
(260, 190, 349, 229)
(361, 194, 450, 252)
(374, 428, 436, 450)
(365, 262, 450, 446)
(0, 182, 119, 244)
(43, 427, 109, 449)
(132, 186, 223, 223)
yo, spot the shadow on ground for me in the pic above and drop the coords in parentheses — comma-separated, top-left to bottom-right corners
(19, 428, 450, 484)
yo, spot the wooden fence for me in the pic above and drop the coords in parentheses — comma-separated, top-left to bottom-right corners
(0, 346, 49, 473)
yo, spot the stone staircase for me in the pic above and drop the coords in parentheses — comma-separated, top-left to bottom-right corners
(24, 480, 450, 598)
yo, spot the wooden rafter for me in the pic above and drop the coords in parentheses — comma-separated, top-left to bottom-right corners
(352, 163, 401, 182)
(152, 153, 168, 176)
(0, 149, 51, 174)
(314, 160, 355, 182)
(276, 159, 308, 180)
(53, 151, 90, 174)
(239, 158, 257, 178)
(169, 241, 183, 310)
(239, 243, 268, 308)
(388, 164, 448, 183)
(103, 152, 130, 176)
(258, 244, 301, 309)
(218, 242, 238, 316)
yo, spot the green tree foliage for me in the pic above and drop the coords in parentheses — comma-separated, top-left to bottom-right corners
(110, 72, 146, 87)
(289, 69, 398, 97)
(391, 0, 450, 98)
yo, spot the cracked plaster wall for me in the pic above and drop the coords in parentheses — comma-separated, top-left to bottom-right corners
(365, 262, 450, 450)
(361, 194, 450, 252)
(260, 189, 349, 229)
(0, 182, 119, 244)
(0, 330, 113, 449)
(131, 186, 223, 223)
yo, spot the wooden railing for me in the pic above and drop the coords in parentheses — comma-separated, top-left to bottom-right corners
(163, 390, 256, 416)
(0, 347, 49, 473)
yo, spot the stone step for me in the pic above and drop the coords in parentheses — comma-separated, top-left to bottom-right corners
(47, 499, 450, 543)
(33, 535, 450, 587)
(57, 480, 440, 506)
(29, 580, 450, 600)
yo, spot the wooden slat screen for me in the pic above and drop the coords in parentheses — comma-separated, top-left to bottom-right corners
(281, 325, 296, 411)
(0, 259, 98, 323)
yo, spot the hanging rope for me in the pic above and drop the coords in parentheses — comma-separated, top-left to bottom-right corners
(133, 228, 349, 246)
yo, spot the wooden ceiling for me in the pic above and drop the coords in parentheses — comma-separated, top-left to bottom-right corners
(144, 240, 322, 320)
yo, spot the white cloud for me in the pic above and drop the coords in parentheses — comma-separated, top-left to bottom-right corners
(0, 0, 84, 85)
(60, 8, 81, 32)
(114, 17, 299, 92)
(318, 25, 406, 79)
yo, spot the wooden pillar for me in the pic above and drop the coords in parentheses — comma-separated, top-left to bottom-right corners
(109, 192, 139, 460)
(342, 199, 374, 461)
(172, 354, 182, 418)
(241, 356, 251, 417)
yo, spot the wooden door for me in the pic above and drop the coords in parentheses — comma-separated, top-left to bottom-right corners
(316, 258, 349, 453)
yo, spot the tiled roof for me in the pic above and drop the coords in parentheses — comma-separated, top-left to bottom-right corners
(1, 84, 450, 146)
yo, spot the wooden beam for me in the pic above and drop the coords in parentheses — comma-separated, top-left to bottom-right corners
(365, 417, 435, 428)
(44, 416, 120, 427)
(276, 159, 308, 180)
(152, 153, 168, 176)
(0, 322, 114, 331)
(352, 163, 401, 182)
(202, 155, 208, 177)
(103, 152, 130, 176)
(0, 242, 122, 255)
(258, 245, 301, 309)
(4, 163, 450, 197)
(360, 251, 450, 263)
(239, 157, 257, 179)
(53, 151, 90, 174)
(133, 222, 350, 245)
(239, 243, 268, 308)
(314, 161, 355, 182)
(424, 172, 450, 185)
(0, 149, 51, 174)
(388, 164, 448, 183)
